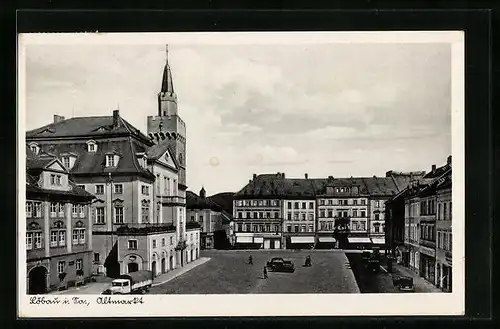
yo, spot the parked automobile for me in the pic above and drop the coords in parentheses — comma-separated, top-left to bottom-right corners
(102, 270, 154, 295)
(392, 276, 415, 292)
(266, 257, 295, 273)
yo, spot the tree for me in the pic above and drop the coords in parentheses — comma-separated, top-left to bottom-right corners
(334, 216, 351, 249)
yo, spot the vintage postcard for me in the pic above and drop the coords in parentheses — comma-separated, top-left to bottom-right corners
(18, 31, 464, 317)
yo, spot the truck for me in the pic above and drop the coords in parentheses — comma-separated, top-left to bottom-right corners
(102, 270, 154, 295)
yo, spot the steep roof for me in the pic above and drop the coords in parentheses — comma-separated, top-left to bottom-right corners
(282, 179, 316, 198)
(30, 137, 155, 179)
(186, 191, 233, 223)
(361, 177, 399, 197)
(234, 173, 286, 197)
(423, 163, 451, 179)
(208, 192, 234, 215)
(26, 115, 152, 144)
(26, 158, 94, 200)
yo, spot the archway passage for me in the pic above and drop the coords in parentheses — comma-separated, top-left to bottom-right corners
(128, 262, 139, 273)
(190, 250, 193, 262)
(28, 266, 47, 294)
(151, 261, 157, 277)
(169, 256, 174, 270)
(161, 258, 166, 273)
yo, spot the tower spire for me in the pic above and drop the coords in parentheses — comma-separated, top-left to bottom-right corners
(165, 44, 169, 64)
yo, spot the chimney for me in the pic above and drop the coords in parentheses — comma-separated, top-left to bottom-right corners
(253, 174, 257, 180)
(305, 173, 308, 179)
(447, 155, 452, 165)
(431, 164, 436, 173)
(386, 170, 393, 177)
(281, 173, 285, 179)
(113, 110, 120, 127)
(53, 115, 65, 123)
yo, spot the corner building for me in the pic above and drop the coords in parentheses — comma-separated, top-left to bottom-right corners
(26, 150, 95, 294)
(26, 45, 198, 279)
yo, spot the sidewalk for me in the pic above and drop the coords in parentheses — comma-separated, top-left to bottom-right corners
(49, 257, 211, 294)
(381, 262, 441, 293)
(152, 257, 210, 287)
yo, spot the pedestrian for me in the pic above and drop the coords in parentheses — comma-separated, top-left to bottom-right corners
(248, 255, 253, 265)
(263, 266, 268, 279)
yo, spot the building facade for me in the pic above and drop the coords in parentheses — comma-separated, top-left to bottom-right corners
(435, 167, 452, 292)
(233, 173, 284, 249)
(25, 45, 195, 278)
(186, 188, 232, 250)
(26, 154, 95, 294)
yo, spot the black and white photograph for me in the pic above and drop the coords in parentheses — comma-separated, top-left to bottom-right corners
(18, 32, 465, 317)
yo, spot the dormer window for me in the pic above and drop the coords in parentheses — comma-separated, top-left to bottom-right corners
(60, 153, 77, 170)
(106, 154, 119, 167)
(28, 142, 40, 155)
(86, 140, 97, 152)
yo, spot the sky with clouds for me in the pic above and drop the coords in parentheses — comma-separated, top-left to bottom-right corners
(25, 41, 452, 195)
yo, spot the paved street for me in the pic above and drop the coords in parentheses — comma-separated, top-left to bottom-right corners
(148, 250, 359, 294)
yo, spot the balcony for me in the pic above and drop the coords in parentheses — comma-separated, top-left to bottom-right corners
(419, 239, 436, 249)
(116, 223, 176, 235)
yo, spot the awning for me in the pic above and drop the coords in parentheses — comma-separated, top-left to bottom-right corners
(236, 236, 253, 243)
(371, 237, 386, 245)
(253, 237, 264, 243)
(290, 236, 315, 244)
(348, 237, 372, 244)
(319, 237, 336, 243)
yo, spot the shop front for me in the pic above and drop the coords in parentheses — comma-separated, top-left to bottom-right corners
(287, 235, 315, 250)
(419, 245, 436, 285)
(347, 236, 372, 250)
(316, 236, 337, 249)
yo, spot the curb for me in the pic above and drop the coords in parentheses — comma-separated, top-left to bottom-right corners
(151, 257, 210, 287)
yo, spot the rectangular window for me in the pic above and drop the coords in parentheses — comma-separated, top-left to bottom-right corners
(302, 202, 306, 209)
(309, 202, 314, 209)
(246, 212, 251, 219)
(320, 200, 325, 205)
(114, 206, 124, 224)
(58, 230, 66, 246)
(62, 157, 70, 168)
(353, 200, 358, 205)
(96, 185, 104, 195)
(375, 213, 380, 220)
(162, 238, 166, 247)
(114, 184, 123, 194)
(76, 259, 83, 271)
(443, 203, 447, 220)
(361, 199, 366, 205)
(96, 207, 105, 224)
(308, 224, 313, 232)
(106, 155, 115, 167)
(58, 203, 64, 216)
(294, 202, 299, 209)
(266, 212, 270, 218)
(301, 225, 306, 232)
(153, 240, 157, 248)
(33, 202, 42, 217)
(294, 225, 299, 233)
(287, 225, 291, 232)
(308, 214, 314, 221)
(72, 230, 78, 245)
(50, 231, 58, 247)
(142, 185, 150, 195)
(26, 232, 33, 250)
(72, 204, 78, 217)
(328, 210, 333, 218)
(128, 240, 138, 250)
(34, 232, 42, 249)
(353, 210, 358, 217)
(320, 210, 325, 217)
(302, 214, 306, 221)
(170, 236, 173, 245)
(93, 253, 100, 262)
(238, 212, 243, 219)
(57, 261, 66, 274)
(287, 202, 292, 208)
(449, 202, 452, 219)
(253, 212, 257, 219)
(274, 212, 279, 219)
(26, 202, 33, 217)
(294, 213, 299, 220)
(50, 202, 57, 217)
(253, 225, 258, 232)
(142, 205, 149, 223)
(328, 199, 333, 205)
(360, 221, 366, 231)
(361, 211, 366, 218)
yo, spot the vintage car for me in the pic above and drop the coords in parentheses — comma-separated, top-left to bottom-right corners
(266, 257, 295, 273)
(392, 276, 415, 292)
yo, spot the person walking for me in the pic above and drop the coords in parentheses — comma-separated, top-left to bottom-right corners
(248, 255, 253, 265)
(263, 266, 268, 279)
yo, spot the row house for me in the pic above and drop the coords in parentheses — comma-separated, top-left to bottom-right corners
(435, 168, 452, 292)
(25, 45, 198, 279)
(233, 173, 284, 249)
(186, 188, 232, 250)
(26, 153, 95, 294)
(386, 156, 452, 291)
(232, 171, 417, 250)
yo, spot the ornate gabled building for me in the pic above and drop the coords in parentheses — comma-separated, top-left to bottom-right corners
(26, 148, 95, 294)
(25, 45, 196, 279)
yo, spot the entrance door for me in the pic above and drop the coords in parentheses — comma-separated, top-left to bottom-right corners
(169, 256, 174, 271)
(151, 261, 157, 276)
(275, 240, 281, 249)
(161, 258, 166, 273)
(28, 266, 47, 294)
(190, 250, 193, 261)
(264, 239, 270, 249)
(128, 262, 139, 273)
(270, 240, 275, 249)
